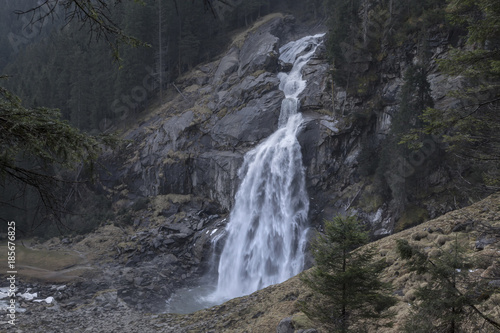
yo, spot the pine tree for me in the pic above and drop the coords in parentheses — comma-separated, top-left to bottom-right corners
(421, 0, 500, 187)
(68, 47, 92, 130)
(178, 17, 201, 72)
(397, 237, 500, 332)
(324, 0, 362, 88)
(0, 82, 118, 230)
(300, 215, 396, 332)
(384, 64, 436, 208)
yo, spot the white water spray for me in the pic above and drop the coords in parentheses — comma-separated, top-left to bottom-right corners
(210, 34, 325, 302)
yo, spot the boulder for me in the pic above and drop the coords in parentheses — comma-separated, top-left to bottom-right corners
(276, 317, 294, 333)
(475, 233, 498, 250)
(163, 221, 194, 237)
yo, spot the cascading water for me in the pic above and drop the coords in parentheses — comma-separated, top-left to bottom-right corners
(164, 34, 325, 314)
(210, 33, 325, 302)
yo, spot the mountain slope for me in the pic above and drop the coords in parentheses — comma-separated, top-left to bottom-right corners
(164, 192, 500, 332)
(9, 192, 498, 332)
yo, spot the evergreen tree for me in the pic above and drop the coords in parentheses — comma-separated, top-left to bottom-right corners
(385, 64, 436, 208)
(397, 238, 500, 332)
(0, 82, 117, 231)
(324, 0, 362, 88)
(420, 0, 500, 187)
(236, 0, 266, 27)
(68, 47, 92, 129)
(300, 215, 396, 332)
(178, 17, 201, 72)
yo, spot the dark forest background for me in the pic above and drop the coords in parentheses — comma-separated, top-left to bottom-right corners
(0, 0, 323, 133)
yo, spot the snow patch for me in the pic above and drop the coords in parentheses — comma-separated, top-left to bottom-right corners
(34, 296, 54, 304)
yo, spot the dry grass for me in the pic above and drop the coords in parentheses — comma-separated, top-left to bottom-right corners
(169, 275, 310, 333)
(72, 224, 125, 261)
(0, 242, 89, 282)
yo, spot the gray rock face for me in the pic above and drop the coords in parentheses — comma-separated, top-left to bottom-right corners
(101, 15, 293, 212)
(298, 47, 330, 111)
(214, 47, 239, 84)
(238, 17, 283, 77)
(238, 32, 279, 77)
(211, 98, 280, 146)
(192, 151, 243, 209)
(100, 12, 463, 245)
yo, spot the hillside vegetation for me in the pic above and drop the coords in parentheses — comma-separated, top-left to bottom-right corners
(162, 192, 499, 332)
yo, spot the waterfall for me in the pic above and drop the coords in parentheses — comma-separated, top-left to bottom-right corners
(210, 34, 325, 302)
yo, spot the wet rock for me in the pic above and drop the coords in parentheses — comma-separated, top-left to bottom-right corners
(279, 61, 293, 72)
(298, 45, 330, 111)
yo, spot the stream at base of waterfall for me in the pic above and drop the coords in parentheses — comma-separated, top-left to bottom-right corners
(165, 33, 325, 314)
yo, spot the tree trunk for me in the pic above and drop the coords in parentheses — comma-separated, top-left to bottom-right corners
(341, 248, 347, 332)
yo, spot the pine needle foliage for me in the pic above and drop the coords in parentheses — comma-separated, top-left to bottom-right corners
(0, 82, 118, 229)
(396, 237, 500, 332)
(419, 0, 500, 187)
(300, 215, 396, 332)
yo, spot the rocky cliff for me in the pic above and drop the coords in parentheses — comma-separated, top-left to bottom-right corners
(101, 14, 328, 213)
(101, 10, 467, 242)
(100, 13, 332, 263)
